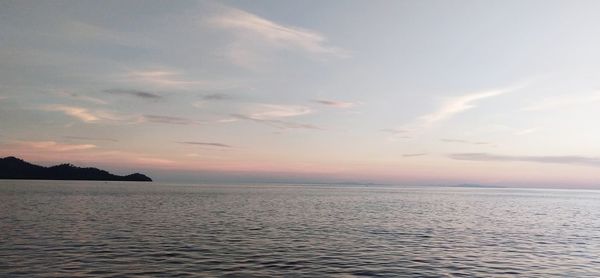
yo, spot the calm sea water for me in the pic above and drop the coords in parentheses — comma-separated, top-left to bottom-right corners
(1, 181, 600, 277)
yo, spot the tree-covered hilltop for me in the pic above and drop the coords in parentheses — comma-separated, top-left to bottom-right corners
(0, 156, 152, 182)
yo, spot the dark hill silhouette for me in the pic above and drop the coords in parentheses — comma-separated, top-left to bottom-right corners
(0, 156, 152, 182)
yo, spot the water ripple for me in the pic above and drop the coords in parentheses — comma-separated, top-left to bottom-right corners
(2, 181, 600, 277)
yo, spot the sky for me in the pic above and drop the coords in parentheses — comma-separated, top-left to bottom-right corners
(2, 0, 600, 187)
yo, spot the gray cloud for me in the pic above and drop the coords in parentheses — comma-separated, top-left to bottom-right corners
(142, 115, 200, 125)
(202, 93, 232, 101)
(312, 99, 356, 108)
(231, 114, 321, 130)
(449, 153, 600, 167)
(56, 92, 107, 104)
(403, 153, 427, 157)
(64, 136, 118, 142)
(441, 138, 491, 145)
(178, 141, 232, 148)
(105, 89, 162, 100)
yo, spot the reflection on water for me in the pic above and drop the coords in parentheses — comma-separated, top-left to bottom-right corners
(1, 181, 600, 277)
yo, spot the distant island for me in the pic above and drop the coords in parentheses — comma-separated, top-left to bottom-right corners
(0, 156, 152, 182)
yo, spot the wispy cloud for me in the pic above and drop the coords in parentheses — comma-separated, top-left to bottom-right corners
(420, 87, 516, 125)
(403, 153, 427, 157)
(55, 91, 107, 105)
(15, 141, 96, 152)
(42, 105, 100, 122)
(41, 105, 126, 123)
(231, 114, 321, 130)
(202, 93, 232, 101)
(441, 138, 492, 145)
(449, 153, 600, 167)
(246, 104, 312, 120)
(178, 141, 232, 148)
(523, 92, 600, 111)
(383, 85, 524, 142)
(122, 70, 198, 89)
(141, 115, 202, 125)
(105, 89, 162, 100)
(64, 136, 118, 142)
(194, 93, 234, 107)
(209, 7, 349, 58)
(312, 99, 357, 108)
(134, 157, 175, 165)
(229, 103, 319, 130)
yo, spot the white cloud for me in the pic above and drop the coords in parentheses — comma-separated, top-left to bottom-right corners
(228, 103, 318, 130)
(450, 153, 600, 168)
(42, 105, 100, 122)
(119, 69, 238, 90)
(312, 99, 357, 108)
(420, 88, 514, 125)
(41, 105, 129, 123)
(246, 104, 312, 120)
(123, 70, 198, 89)
(441, 138, 492, 145)
(16, 141, 96, 152)
(134, 157, 175, 165)
(382, 84, 524, 141)
(208, 6, 348, 67)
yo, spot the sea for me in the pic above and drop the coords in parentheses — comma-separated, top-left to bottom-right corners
(1, 180, 600, 277)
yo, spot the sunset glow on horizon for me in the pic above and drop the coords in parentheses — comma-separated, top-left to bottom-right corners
(3, 0, 600, 187)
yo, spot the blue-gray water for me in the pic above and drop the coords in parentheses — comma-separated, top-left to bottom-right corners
(2, 181, 600, 277)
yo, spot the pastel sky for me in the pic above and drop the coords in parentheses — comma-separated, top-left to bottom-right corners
(2, 0, 600, 187)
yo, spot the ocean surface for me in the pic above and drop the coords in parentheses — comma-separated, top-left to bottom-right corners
(1, 181, 600, 277)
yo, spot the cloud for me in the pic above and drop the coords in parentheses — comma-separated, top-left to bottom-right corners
(194, 93, 234, 107)
(246, 104, 312, 120)
(312, 99, 357, 108)
(202, 93, 232, 101)
(420, 87, 516, 125)
(105, 89, 162, 100)
(42, 105, 100, 122)
(231, 113, 321, 130)
(178, 141, 232, 148)
(141, 115, 202, 125)
(15, 141, 96, 152)
(449, 153, 600, 167)
(403, 153, 427, 157)
(64, 136, 118, 142)
(134, 157, 175, 165)
(228, 103, 318, 130)
(523, 92, 600, 111)
(209, 7, 349, 58)
(122, 70, 198, 89)
(383, 84, 525, 141)
(441, 138, 491, 145)
(41, 105, 127, 123)
(55, 91, 107, 104)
